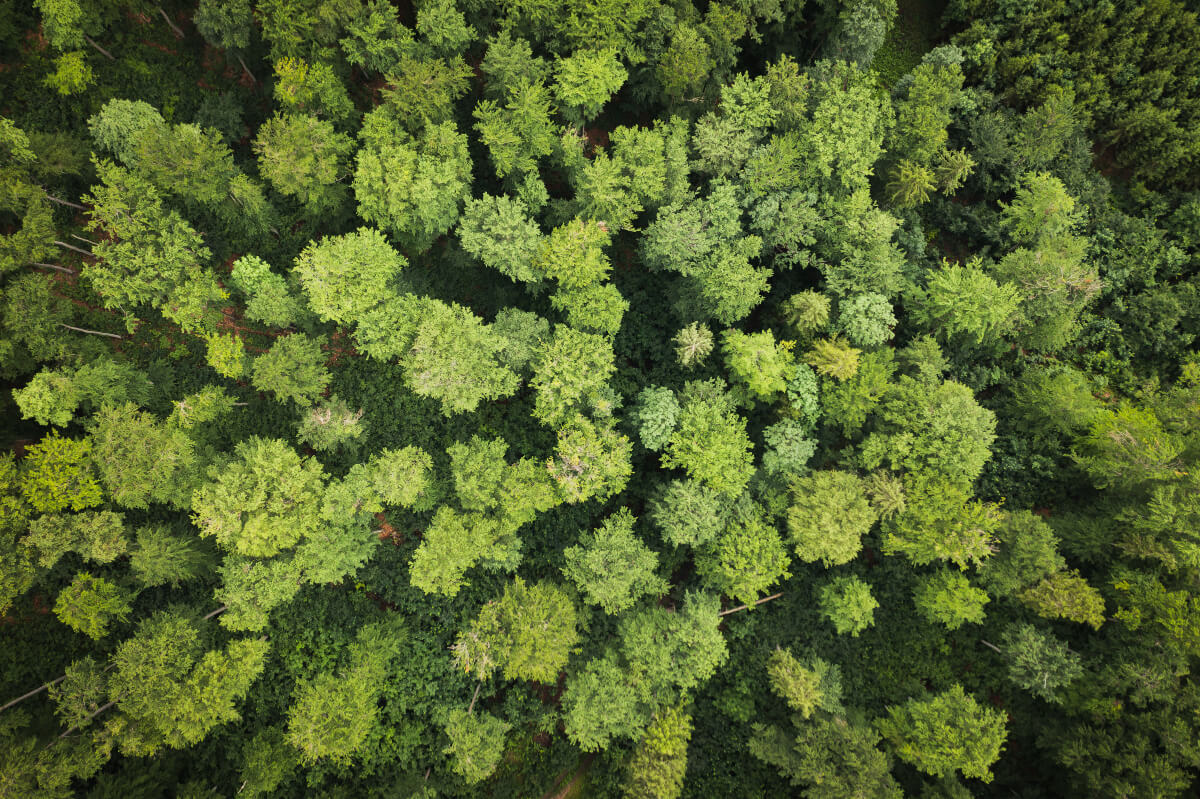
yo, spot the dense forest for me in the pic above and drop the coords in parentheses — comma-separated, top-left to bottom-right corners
(2, 0, 1200, 796)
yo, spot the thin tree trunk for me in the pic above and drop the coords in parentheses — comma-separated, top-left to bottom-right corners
(157, 6, 185, 38)
(54, 240, 93, 257)
(70, 233, 100, 247)
(58, 701, 115, 739)
(236, 54, 257, 84)
(980, 640, 1004, 655)
(467, 683, 482, 715)
(33, 262, 76, 275)
(203, 605, 229, 620)
(0, 675, 67, 714)
(85, 35, 115, 61)
(44, 193, 87, 211)
(718, 592, 784, 617)
(60, 323, 123, 340)
(231, 402, 249, 406)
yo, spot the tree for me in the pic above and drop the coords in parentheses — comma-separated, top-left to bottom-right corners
(787, 471, 878, 567)
(674, 322, 714, 368)
(443, 709, 510, 784)
(84, 160, 220, 331)
(409, 507, 500, 597)
(619, 592, 727, 705)
(765, 649, 843, 719)
(910, 258, 1020, 345)
(804, 337, 860, 381)
(108, 611, 269, 755)
(818, 575, 877, 636)
(913, 570, 989, 630)
(191, 437, 326, 559)
(623, 704, 692, 799)
(90, 402, 200, 510)
(130, 525, 210, 588)
(882, 476, 1001, 569)
(530, 326, 616, 427)
(836, 293, 896, 348)
(354, 118, 472, 253)
(381, 53, 474, 132)
(547, 416, 633, 504)
(750, 713, 902, 799)
(761, 420, 817, 477)
(562, 653, 644, 751)
(238, 728, 293, 798)
(998, 623, 1083, 704)
(296, 396, 365, 452)
(286, 619, 404, 764)
(553, 48, 627, 126)
(649, 479, 728, 548)
(474, 78, 557, 180)
(877, 684, 1007, 782)
(19, 432, 103, 514)
(1019, 571, 1106, 630)
(782, 291, 832, 339)
(562, 508, 666, 614)
(662, 391, 754, 497)
(696, 502, 791, 605)
(722, 329, 793, 400)
(230, 255, 307, 328)
(254, 113, 353, 213)
(293, 227, 407, 326)
(458, 193, 543, 284)
(273, 57, 353, 121)
(54, 572, 131, 639)
(250, 334, 330, 406)
(977, 511, 1065, 598)
(402, 301, 519, 415)
(631, 386, 680, 452)
(453, 578, 579, 684)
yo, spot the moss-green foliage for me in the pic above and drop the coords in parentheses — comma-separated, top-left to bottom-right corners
(2, 4, 1199, 797)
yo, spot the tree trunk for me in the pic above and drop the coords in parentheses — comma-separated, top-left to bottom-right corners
(58, 701, 116, 739)
(44, 193, 87, 211)
(54, 240, 93, 257)
(70, 233, 100, 247)
(718, 592, 784, 617)
(980, 640, 1004, 655)
(158, 6, 185, 38)
(85, 35, 115, 61)
(467, 683, 482, 715)
(33, 262, 76, 274)
(60, 324, 124, 340)
(203, 605, 229, 620)
(237, 54, 257, 84)
(0, 675, 67, 714)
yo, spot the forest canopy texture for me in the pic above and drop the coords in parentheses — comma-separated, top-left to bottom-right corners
(2, 0, 1200, 797)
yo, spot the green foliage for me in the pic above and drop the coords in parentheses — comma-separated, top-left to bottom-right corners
(354, 119, 472, 253)
(444, 709, 510, 784)
(722, 329, 793, 399)
(254, 113, 353, 213)
(44, 51, 93, 96)
(531, 326, 615, 427)
(192, 436, 325, 559)
(787, 470, 878, 567)
(553, 48, 628, 125)
(662, 389, 754, 497)
(649, 479, 728, 548)
(54, 572, 131, 639)
(251, 334, 330, 406)
(563, 509, 666, 614)
(453, 577, 579, 683)
(913, 570, 989, 630)
(836, 293, 896, 347)
(883, 476, 1001, 569)
(1019, 570, 1106, 630)
(294, 227, 407, 326)
(766, 648, 844, 719)
(273, 57, 353, 121)
(877, 684, 1007, 782)
(458, 193, 542, 284)
(130, 525, 209, 588)
(818, 574, 878, 636)
(231, 256, 306, 328)
(623, 704, 693, 799)
(804, 337, 860, 381)
(673, 322, 714, 368)
(911, 258, 1019, 345)
(548, 416, 633, 504)
(696, 502, 791, 604)
(297, 395, 365, 452)
(999, 624, 1083, 703)
(286, 620, 403, 764)
(631, 385, 679, 452)
(403, 301, 519, 415)
(19, 432, 102, 514)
